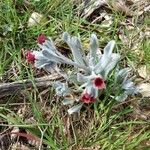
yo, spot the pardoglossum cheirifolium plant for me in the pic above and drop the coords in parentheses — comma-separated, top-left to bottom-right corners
(26, 32, 138, 114)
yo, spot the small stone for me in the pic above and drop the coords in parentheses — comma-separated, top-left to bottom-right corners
(28, 12, 43, 27)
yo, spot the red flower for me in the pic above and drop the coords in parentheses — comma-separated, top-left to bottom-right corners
(26, 51, 36, 63)
(81, 92, 96, 103)
(93, 77, 106, 89)
(37, 34, 46, 44)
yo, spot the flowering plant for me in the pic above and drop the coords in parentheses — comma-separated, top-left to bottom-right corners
(26, 33, 138, 114)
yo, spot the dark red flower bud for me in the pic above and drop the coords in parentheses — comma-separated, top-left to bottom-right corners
(26, 51, 35, 63)
(81, 92, 96, 103)
(93, 77, 106, 89)
(37, 34, 46, 44)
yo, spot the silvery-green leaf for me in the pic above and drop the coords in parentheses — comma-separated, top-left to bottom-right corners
(42, 49, 62, 63)
(45, 45, 89, 71)
(94, 40, 116, 73)
(33, 51, 45, 59)
(115, 93, 128, 102)
(53, 81, 69, 96)
(77, 73, 89, 83)
(62, 99, 74, 105)
(115, 68, 131, 83)
(94, 53, 119, 76)
(78, 83, 88, 90)
(55, 52, 77, 66)
(36, 35, 89, 71)
(53, 81, 61, 88)
(89, 34, 99, 64)
(70, 37, 86, 66)
(45, 38, 57, 52)
(86, 84, 98, 98)
(122, 80, 134, 90)
(103, 54, 120, 79)
(126, 87, 139, 95)
(68, 103, 83, 115)
(38, 35, 78, 66)
(77, 34, 87, 60)
(33, 51, 57, 69)
(38, 38, 57, 52)
(67, 71, 78, 83)
(44, 63, 57, 73)
(38, 43, 48, 52)
(42, 47, 87, 71)
(63, 32, 86, 67)
(62, 32, 70, 43)
(88, 57, 95, 69)
(93, 59, 103, 73)
(94, 54, 111, 74)
(122, 80, 138, 95)
(103, 40, 115, 58)
(35, 59, 54, 69)
(58, 53, 89, 71)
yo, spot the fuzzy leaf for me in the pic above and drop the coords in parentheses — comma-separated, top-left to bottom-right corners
(42, 50, 62, 63)
(115, 93, 128, 102)
(63, 32, 86, 67)
(122, 80, 134, 90)
(93, 41, 116, 74)
(122, 80, 138, 95)
(68, 103, 83, 115)
(41, 42, 87, 70)
(71, 37, 86, 65)
(33, 51, 54, 69)
(38, 38, 57, 52)
(45, 38, 57, 52)
(103, 53, 120, 79)
(62, 32, 70, 43)
(77, 73, 89, 83)
(96, 40, 115, 70)
(115, 68, 131, 83)
(103, 40, 115, 58)
(43, 63, 57, 72)
(94, 53, 120, 77)
(39, 37, 78, 66)
(35, 59, 52, 69)
(86, 84, 98, 98)
(89, 34, 99, 65)
(33, 51, 46, 60)
(53, 81, 69, 96)
(42, 50, 65, 63)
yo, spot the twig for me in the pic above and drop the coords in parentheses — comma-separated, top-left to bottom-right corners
(0, 73, 62, 98)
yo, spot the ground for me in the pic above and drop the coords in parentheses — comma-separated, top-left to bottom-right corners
(0, 0, 150, 150)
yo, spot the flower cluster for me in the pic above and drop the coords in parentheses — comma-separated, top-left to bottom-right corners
(26, 33, 138, 114)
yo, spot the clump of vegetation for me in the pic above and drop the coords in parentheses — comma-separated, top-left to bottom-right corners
(26, 32, 138, 114)
(1, 0, 149, 149)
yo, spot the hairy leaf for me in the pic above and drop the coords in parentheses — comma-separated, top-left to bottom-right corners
(68, 103, 83, 115)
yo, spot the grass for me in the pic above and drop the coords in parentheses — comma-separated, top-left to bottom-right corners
(0, 0, 150, 149)
(143, 39, 150, 67)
